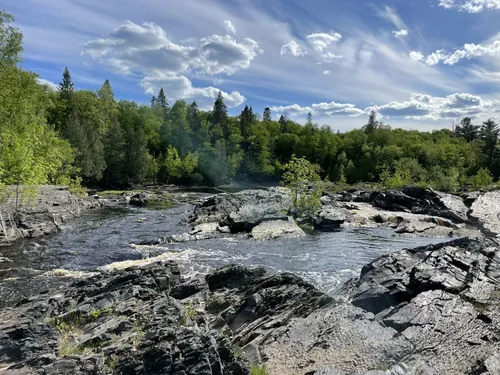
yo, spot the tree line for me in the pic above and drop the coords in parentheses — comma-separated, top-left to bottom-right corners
(1, 10, 499, 195)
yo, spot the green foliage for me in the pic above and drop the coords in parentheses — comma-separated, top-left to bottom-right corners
(0, 11, 23, 66)
(470, 168, 493, 189)
(281, 155, 323, 213)
(2, 9, 500, 193)
(250, 365, 269, 375)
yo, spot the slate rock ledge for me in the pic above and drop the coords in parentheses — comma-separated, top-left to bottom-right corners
(1, 237, 500, 374)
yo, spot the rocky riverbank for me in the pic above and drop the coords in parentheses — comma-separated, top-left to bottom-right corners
(140, 186, 490, 245)
(1, 237, 499, 374)
(0, 185, 102, 247)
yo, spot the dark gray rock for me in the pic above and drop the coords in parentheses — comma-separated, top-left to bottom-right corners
(0, 261, 249, 374)
(189, 188, 292, 234)
(311, 205, 353, 231)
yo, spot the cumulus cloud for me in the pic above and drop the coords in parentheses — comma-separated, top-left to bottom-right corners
(323, 70, 332, 75)
(367, 92, 498, 120)
(409, 51, 424, 61)
(306, 32, 342, 52)
(438, 0, 500, 12)
(280, 40, 307, 57)
(221, 20, 236, 35)
(413, 40, 500, 66)
(141, 73, 245, 109)
(271, 100, 365, 117)
(82, 20, 262, 107)
(392, 29, 408, 38)
(425, 49, 450, 66)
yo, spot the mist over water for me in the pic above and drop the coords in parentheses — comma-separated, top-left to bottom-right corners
(0, 202, 445, 307)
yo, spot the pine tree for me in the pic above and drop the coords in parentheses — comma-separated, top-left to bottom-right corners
(263, 107, 272, 122)
(480, 119, 499, 168)
(363, 111, 378, 133)
(97, 79, 117, 134)
(211, 91, 229, 139)
(306, 112, 313, 126)
(58, 67, 74, 101)
(157, 88, 168, 110)
(240, 105, 254, 140)
(455, 117, 480, 143)
(279, 114, 287, 133)
(187, 101, 202, 144)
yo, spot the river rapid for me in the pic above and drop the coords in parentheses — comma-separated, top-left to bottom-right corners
(0, 199, 447, 308)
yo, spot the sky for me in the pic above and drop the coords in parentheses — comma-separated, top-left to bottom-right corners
(6, 0, 500, 131)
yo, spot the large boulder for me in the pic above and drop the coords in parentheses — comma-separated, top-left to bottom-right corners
(375, 187, 470, 224)
(311, 205, 354, 231)
(251, 217, 306, 240)
(469, 190, 500, 236)
(189, 188, 293, 233)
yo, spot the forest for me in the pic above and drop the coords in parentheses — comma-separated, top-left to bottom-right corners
(1, 10, 499, 194)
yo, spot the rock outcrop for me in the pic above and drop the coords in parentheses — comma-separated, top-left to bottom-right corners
(469, 190, 500, 237)
(0, 185, 102, 247)
(1, 238, 499, 374)
(0, 261, 248, 374)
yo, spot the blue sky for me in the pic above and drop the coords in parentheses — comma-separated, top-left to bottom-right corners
(6, 0, 500, 131)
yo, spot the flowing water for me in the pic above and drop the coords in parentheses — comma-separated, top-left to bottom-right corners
(0, 200, 448, 307)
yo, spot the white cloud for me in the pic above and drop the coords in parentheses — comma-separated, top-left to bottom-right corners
(198, 35, 263, 75)
(82, 20, 262, 107)
(438, 0, 500, 12)
(392, 29, 408, 38)
(409, 51, 424, 61)
(221, 20, 236, 35)
(417, 41, 500, 66)
(141, 73, 245, 109)
(425, 49, 450, 66)
(306, 32, 342, 52)
(367, 92, 499, 120)
(378, 6, 407, 31)
(323, 70, 332, 75)
(322, 52, 343, 62)
(280, 40, 307, 57)
(271, 100, 365, 117)
(37, 78, 58, 91)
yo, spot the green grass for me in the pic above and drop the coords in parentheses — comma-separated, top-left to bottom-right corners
(250, 365, 268, 375)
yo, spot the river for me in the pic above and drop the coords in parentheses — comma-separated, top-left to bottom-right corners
(0, 200, 447, 307)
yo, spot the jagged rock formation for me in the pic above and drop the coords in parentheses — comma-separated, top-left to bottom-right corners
(0, 185, 102, 246)
(1, 237, 499, 374)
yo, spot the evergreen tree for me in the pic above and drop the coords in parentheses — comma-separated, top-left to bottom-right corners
(455, 117, 480, 143)
(263, 107, 272, 122)
(240, 105, 254, 141)
(187, 101, 202, 145)
(96, 79, 117, 134)
(210, 91, 229, 139)
(58, 67, 75, 102)
(480, 119, 499, 168)
(157, 88, 168, 110)
(306, 112, 313, 126)
(363, 111, 378, 133)
(279, 114, 287, 133)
